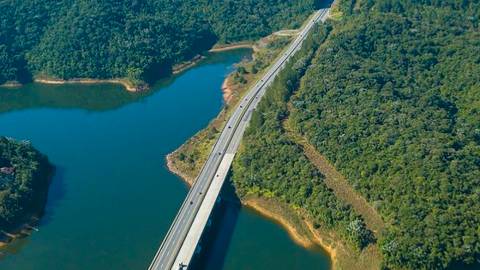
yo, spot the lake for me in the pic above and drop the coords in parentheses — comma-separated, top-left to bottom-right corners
(0, 49, 330, 270)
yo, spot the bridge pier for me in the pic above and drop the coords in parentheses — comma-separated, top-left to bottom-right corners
(188, 181, 242, 270)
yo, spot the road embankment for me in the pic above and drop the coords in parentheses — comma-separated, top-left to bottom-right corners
(221, 76, 235, 103)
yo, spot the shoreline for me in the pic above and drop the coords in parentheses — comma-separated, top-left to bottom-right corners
(243, 199, 313, 248)
(3, 54, 208, 93)
(165, 154, 339, 268)
(166, 152, 195, 186)
(172, 55, 205, 75)
(0, 161, 53, 250)
(0, 217, 41, 249)
(0, 81, 22, 88)
(208, 43, 254, 53)
(34, 78, 139, 92)
(243, 197, 338, 266)
(221, 76, 234, 103)
(1, 47, 246, 92)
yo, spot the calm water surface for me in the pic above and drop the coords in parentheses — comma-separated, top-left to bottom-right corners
(0, 49, 330, 270)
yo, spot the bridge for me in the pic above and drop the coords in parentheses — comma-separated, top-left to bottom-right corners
(148, 8, 330, 270)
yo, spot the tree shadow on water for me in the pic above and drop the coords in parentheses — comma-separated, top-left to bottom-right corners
(447, 261, 480, 270)
(39, 166, 67, 227)
(316, 0, 334, 9)
(0, 167, 67, 257)
(190, 178, 241, 270)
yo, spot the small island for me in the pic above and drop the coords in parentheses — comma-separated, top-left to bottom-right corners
(0, 137, 53, 245)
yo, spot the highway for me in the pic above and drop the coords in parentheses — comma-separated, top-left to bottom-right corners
(148, 8, 330, 270)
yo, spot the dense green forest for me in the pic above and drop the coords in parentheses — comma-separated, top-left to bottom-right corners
(239, 0, 479, 269)
(0, 137, 52, 230)
(0, 0, 320, 87)
(234, 0, 479, 269)
(232, 24, 374, 251)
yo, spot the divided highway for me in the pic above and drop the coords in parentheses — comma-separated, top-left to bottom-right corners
(148, 8, 330, 270)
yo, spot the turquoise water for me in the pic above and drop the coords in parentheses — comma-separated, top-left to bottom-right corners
(0, 49, 330, 270)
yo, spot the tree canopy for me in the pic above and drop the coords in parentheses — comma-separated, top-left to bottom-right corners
(286, 0, 479, 269)
(0, 137, 53, 230)
(232, 24, 374, 251)
(234, 0, 479, 269)
(0, 0, 320, 86)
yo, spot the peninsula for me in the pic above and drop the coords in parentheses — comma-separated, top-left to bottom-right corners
(0, 137, 53, 246)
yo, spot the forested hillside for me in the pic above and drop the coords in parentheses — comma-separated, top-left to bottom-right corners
(234, 0, 480, 269)
(0, 0, 320, 87)
(0, 137, 52, 230)
(232, 24, 374, 251)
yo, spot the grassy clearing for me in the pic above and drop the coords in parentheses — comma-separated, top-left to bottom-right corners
(284, 106, 386, 236)
(328, 1, 344, 21)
